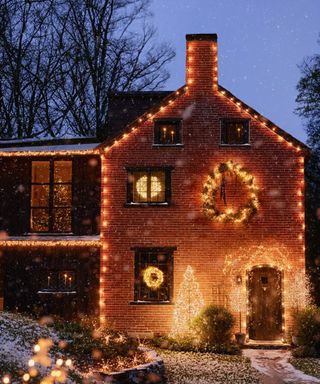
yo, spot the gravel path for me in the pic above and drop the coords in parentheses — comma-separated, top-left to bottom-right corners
(159, 350, 260, 384)
(243, 349, 320, 384)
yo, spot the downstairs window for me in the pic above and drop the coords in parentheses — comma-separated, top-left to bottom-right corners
(134, 248, 174, 303)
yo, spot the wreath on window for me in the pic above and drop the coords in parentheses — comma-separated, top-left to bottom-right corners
(143, 266, 164, 290)
(202, 161, 259, 223)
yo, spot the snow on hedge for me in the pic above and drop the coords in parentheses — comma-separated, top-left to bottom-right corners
(0, 312, 59, 370)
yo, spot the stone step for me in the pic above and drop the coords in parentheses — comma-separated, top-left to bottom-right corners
(243, 340, 291, 350)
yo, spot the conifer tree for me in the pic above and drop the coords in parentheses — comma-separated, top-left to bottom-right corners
(171, 266, 204, 336)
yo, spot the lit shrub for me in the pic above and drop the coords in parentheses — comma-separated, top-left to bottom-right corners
(192, 305, 235, 346)
(292, 306, 320, 357)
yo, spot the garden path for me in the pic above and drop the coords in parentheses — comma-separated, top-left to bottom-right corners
(244, 349, 320, 384)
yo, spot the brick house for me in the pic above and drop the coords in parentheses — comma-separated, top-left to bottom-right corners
(0, 34, 308, 341)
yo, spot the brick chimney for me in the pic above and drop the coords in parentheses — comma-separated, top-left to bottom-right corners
(186, 34, 218, 94)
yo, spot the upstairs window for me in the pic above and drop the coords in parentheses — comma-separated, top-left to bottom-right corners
(154, 119, 182, 145)
(31, 160, 72, 233)
(134, 248, 174, 303)
(221, 119, 249, 145)
(127, 167, 172, 205)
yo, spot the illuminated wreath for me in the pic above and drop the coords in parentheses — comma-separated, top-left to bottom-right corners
(202, 161, 259, 223)
(143, 266, 164, 290)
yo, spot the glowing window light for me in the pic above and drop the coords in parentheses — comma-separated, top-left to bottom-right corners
(134, 171, 165, 202)
(135, 174, 164, 201)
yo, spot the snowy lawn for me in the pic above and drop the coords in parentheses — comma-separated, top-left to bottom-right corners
(0, 312, 145, 383)
(0, 312, 66, 382)
(158, 349, 261, 384)
(290, 358, 320, 379)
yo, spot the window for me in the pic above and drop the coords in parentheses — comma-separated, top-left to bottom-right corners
(127, 167, 172, 205)
(221, 119, 249, 145)
(31, 160, 72, 232)
(134, 248, 174, 302)
(40, 270, 76, 293)
(154, 119, 182, 145)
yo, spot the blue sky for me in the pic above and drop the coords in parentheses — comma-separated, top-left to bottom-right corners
(150, 0, 320, 143)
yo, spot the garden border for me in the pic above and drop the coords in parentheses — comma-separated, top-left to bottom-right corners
(92, 348, 166, 384)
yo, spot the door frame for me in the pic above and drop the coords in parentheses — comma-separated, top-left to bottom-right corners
(246, 265, 284, 340)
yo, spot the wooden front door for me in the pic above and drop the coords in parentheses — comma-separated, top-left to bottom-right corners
(248, 267, 282, 340)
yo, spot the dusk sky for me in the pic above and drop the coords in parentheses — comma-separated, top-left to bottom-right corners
(150, 0, 320, 143)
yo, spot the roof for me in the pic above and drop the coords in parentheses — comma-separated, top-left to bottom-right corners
(0, 91, 172, 154)
(106, 91, 172, 140)
(0, 137, 100, 156)
(218, 85, 309, 152)
(100, 84, 309, 154)
(0, 85, 309, 156)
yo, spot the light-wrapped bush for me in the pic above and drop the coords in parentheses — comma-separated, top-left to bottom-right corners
(192, 305, 235, 346)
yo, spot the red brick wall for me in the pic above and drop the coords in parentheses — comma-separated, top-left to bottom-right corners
(99, 35, 305, 336)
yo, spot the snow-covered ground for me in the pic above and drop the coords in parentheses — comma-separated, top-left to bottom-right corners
(159, 350, 261, 384)
(244, 349, 320, 384)
(0, 312, 58, 370)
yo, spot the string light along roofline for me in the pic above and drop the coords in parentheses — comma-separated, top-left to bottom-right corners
(97, 83, 309, 156)
(0, 148, 100, 157)
(0, 239, 101, 248)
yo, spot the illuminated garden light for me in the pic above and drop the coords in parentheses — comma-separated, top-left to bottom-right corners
(28, 359, 35, 367)
(22, 374, 30, 382)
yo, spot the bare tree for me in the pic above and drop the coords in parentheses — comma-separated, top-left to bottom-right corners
(0, 0, 64, 139)
(0, 0, 175, 139)
(55, 0, 175, 137)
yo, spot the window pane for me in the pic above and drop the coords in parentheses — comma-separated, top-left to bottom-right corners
(54, 161, 72, 183)
(222, 121, 249, 145)
(52, 208, 72, 232)
(134, 250, 172, 302)
(150, 171, 165, 202)
(31, 185, 49, 207)
(133, 172, 148, 202)
(157, 122, 180, 144)
(53, 185, 72, 207)
(31, 208, 49, 232)
(41, 270, 76, 292)
(32, 161, 50, 183)
(57, 271, 76, 291)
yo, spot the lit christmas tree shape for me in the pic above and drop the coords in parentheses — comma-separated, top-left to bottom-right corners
(171, 266, 204, 336)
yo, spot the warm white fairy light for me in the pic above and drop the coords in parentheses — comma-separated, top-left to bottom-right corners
(224, 245, 293, 277)
(229, 279, 246, 333)
(286, 272, 312, 310)
(0, 149, 99, 157)
(202, 160, 259, 223)
(56, 359, 63, 367)
(142, 266, 164, 290)
(65, 359, 72, 367)
(224, 244, 296, 337)
(0, 240, 100, 248)
(171, 266, 204, 336)
(218, 86, 307, 153)
(28, 359, 35, 367)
